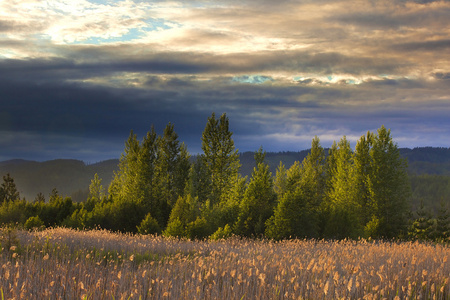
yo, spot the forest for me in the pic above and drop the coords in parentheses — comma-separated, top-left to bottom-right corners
(0, 112, 449, 242)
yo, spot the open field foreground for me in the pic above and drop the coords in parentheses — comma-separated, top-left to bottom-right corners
(1, 228, 450, 299)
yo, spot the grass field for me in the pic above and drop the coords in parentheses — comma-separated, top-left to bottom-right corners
(1, 227, 449, 299)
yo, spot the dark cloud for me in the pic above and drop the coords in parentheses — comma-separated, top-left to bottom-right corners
(392, 39, 450, 52)
(0, 0, 449, 161)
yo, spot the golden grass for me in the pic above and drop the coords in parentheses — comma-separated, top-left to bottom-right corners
(1, 227, 449, 299)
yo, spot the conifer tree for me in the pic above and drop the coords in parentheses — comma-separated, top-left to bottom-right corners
(273, 161, 287, 199)
(324, 137, 362, 239)
(201, 112, 240, 205)
(367, 126, 410, 238)
(298, 136, 326, 211)
(409, 200, 435, 241)
(353, 132, 373, 230)
(188, 155, 211, 203)
(88, 173, 105, 203)
(0, 173, 20, 204)
(435, 198, 450, 242)
(86, 173, 105, 211)
(266, 138, 325, 239)
(235, 147, 276, 236)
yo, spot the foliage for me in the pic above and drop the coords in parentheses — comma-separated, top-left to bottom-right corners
(24, 216, 44, 231)
(163, 218, 185, 238)
(235, 147, 276, 236)
(0, 116, 435, 243)
(200, 112, 240, 205)
(0, 173, 20, 204)
(366, 126, 410, 238)
(210, 224, 233, 240)
(137, 213, 161, 235)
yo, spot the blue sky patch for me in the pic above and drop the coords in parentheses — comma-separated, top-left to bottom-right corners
(232, 75, 274, 84)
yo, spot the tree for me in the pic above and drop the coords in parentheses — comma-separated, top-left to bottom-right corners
(34, 192, 45, 203)
(266, 185, 317, 239)
(409, 200, 435, 241)
(367, 126, 410, 238)
(152, 123, 191, 226)
(137, 213, 161, 235)
(266, 139, 325, 239)
(235, 147, 276, 236)
(188, 155, 211, 203)
(154, 123, 189, 207)
(201, 112, 240, 205)
(353, 132, 373, 229)
(324, 137, 362, 239)
(299, 136, 326, 209)
(86, 173, 105, 211)
(273, 162, 287, 199)
(435, 198, 450, 242)
(105, 124, 189, 231)
(0, 173, 20, 204)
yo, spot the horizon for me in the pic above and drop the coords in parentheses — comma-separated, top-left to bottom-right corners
(1, 145, 449, 165)
(1, 0, 449, 162)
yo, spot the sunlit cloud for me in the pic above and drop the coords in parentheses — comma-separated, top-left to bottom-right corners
(0, 0, 449, 160)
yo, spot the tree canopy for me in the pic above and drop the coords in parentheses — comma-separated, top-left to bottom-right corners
(0, 115, 425, 242)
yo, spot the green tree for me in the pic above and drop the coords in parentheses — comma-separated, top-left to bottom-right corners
(201, 112, 240, 205)
(299, 136, 326, 209)
(266, 139, 325, 239)
(0, 173, 20, 204)
(164, 194, 208, 238)
(409, 200, 435, 241)
(353, 132, 373, 229)
(367, 126, 410, 238)
(106, 124, 189, 232)
(137, 213, 161, 235)
(273, 162, 287, 199)
(188, 155, 211, 203)
(235, 147, 276, 236)
(435, 198, 450, 242)
(154, 123, 189, 207)
(324, 137, 362, 239)
(86, 173, 105, 211)
(153, 123, 191, 226)
(266, 185, 317, 239)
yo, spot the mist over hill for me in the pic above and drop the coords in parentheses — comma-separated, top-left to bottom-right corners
(0, 147, 449, 203)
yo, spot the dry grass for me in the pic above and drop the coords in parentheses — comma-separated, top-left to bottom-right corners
(1, 227, 449, 299)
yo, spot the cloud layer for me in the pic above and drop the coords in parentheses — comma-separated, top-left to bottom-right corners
(1, 0, 449, 161)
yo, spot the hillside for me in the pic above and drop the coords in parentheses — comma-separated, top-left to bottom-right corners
(0, 159, 119, 202)
(0, 147, 449, 203)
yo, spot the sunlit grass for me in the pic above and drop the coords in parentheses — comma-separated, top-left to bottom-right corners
(0, 227, 449, 299)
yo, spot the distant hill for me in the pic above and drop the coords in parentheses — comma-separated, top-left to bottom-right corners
(0, 147, 449, 203)
(240, 147, 450, 178)
(0, 159, 119, 202)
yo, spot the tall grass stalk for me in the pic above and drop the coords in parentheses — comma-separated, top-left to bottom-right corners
(0, 227, 449, 299)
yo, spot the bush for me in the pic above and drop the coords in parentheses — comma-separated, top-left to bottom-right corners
(210, 224, 233, 240)
(137, 214, 161, 235)
(24, 216, 44, 231)
(163, 218, 185, 238)
(186, 217, 210, 240)
(61, 209, 87, 230)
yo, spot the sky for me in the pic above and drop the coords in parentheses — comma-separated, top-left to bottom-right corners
(0, 0, 449, 162)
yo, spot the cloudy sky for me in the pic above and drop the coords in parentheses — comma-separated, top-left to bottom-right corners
(1, 0, 449, 162)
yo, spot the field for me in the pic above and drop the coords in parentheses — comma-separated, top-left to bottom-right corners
(0, 227, 449, 299)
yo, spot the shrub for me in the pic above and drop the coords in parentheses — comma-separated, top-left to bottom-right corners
(163, 218, 185, 238)
(137, 214, 161, 235)
(186, 217, 210, 239)
(210, 224, 233, 240)
(24, 216, 44, 231)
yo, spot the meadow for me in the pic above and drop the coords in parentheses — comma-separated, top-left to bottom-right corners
(1, 227, 449, 299)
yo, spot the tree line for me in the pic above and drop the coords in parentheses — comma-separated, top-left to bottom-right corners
(1, 113, 449, 241)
